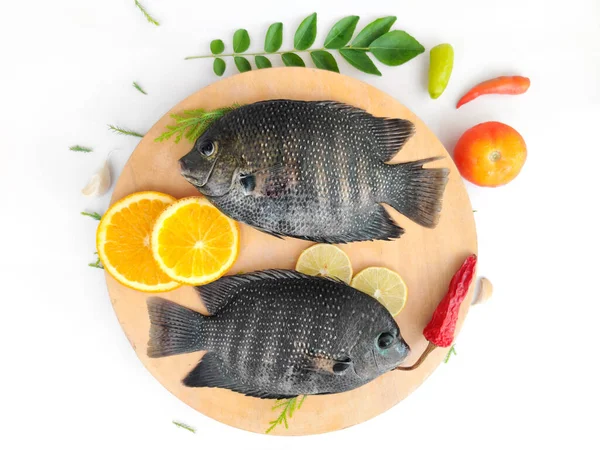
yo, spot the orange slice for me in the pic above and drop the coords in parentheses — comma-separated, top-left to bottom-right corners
(151, 197, 240, 285)
(96, 191, 180, 293)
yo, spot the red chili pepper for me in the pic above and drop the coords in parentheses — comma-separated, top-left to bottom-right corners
(456, 76, 530, 108)
(423, 254, 477, 347)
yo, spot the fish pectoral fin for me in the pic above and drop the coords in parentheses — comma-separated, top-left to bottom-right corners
(301, 355, 352, 375)
(241, 164, 295, 199)
(183, 352, 292, 399)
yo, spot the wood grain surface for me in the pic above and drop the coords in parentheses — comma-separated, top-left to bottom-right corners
(105, 67, 478, 435)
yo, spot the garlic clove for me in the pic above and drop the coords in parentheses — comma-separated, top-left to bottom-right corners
(472, 277, 493, 305)
(82, 158, 111, 197)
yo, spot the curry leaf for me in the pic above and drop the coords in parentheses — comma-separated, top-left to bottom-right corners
(351, 16, 396, 48)
(324, 15, 359, 49)
(234, 56, 251, 72)
(369, 30, 424, 66)
(264, 22, 283, 52)
(210, 39, 225, 55)
(233, 29, 250, 53)
(294, 13, 317, 50)
(281, 52, 305, 67)
(213, 58, 226, 76)
(310, 50, 339, 73)
(255, 55, 272, 69)
(339, 49, 381, 75)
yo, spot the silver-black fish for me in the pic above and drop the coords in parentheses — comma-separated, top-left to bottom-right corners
(147, 270, 410, 398)
(179, 100, 448, 243)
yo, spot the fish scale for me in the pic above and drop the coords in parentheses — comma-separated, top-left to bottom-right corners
(146, 270, 410, 398)
(179, 100, 448, 243)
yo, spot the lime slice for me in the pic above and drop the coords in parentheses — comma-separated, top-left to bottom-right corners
(351, 267, 408, 316)
(295, 244, 353, 283)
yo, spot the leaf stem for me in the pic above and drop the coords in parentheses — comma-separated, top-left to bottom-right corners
(185, 46, 371, 60)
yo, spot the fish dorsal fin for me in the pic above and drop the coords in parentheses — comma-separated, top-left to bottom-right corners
(183, 352, 296, 399)
(315, 101, 415, 162)
(194, 269, 313, 315)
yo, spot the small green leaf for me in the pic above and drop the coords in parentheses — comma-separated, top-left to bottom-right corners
(210, 39, 225, 54)
(255, 55, 272, 69)
(264, 22, 283, 52)
(234, 56, 252, 72)
(213, 58, 226, 76)
(352, 16, 396, 48)
(233, 29, 250, 53)
(324, 15, 359, 49)
(281, 53, 305, 67)
(81, 211, 102, 220)
(339, 49, 381, 75)
(294, 12, 317, 50)
(369, 30, 425, 66)
(69, 145, 93, 153)
(310, 50, 339, 73)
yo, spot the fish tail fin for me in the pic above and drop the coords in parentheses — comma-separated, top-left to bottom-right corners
(383, 157, 449, 228)
(147, 297, 205, 358)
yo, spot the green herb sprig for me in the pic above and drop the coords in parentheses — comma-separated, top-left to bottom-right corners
(69, 145, 93, 153)
(134, 0, 159, 26)
(108, 125, 145, 138)
(133, 81, 147, 95)
(155, 105, 239, 144)
(89, 254, 104, 269)
(265, 396, 306, 434)
(444, 344, 456, 363)
(172, 421, 196, 433)
(81, 211, 102, 220)
(186, 14, 424, 78)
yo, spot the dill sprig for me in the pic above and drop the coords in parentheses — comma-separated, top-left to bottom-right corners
(265, 395, 306, 434)
(172, 421, 195, 433)
(134, 0, 160, 26)
(69, 145, 93, 153)
(81, 211, 102, 220)
(108, 124, 145, 138)
(155, 105, 239, 144)
(444, 344, 457, 363)
(89, 256, 104, 269)
(133, 81, 147, 95)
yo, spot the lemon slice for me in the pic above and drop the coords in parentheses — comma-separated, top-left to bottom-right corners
(351, 267, 408, 316)
(295, 244, 353, 283)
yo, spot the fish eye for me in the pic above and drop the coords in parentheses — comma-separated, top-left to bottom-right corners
(377, 332, 394, 350)
(199, 140, 215, 157)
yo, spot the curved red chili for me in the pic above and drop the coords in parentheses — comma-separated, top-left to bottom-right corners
(456, 76, 530, 108)
(423, 254, 477, 347)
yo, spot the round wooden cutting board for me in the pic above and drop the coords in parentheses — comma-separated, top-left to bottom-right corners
(106, 67, 477, 435)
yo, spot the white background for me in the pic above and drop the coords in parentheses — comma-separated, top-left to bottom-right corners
(1, 0, 599, 448)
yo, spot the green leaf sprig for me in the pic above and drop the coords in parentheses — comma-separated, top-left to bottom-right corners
(134, 0, 160, 26)
(444, 344, 457, 363)
(81, 211, 102, 220)
(69, 145, 93, 153)
(186, 14, 424, 77)
(89, 254, 104, 270)
(108, 125, 145, 138)
(133, 81, 147, 95)
(155, 105, 239, 144)
(265, 396, 306, 434)
(172, 421, 196, 433)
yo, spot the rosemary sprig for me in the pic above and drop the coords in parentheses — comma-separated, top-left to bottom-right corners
(81, 211, 102, 220)
(69, 145, 93, 153)
(172, 421, 196, 433)
(155, 105, 239, 144)
(265, 396, 306, 434)
(133, 81, 147, 95)
(134, 0, 159, 26)
(444, 344, 456, 363)
(108, 124, 145, 138)
(89, 257, 104, 269)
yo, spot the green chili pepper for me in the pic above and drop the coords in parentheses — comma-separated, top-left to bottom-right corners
(428, 43, 454, 99)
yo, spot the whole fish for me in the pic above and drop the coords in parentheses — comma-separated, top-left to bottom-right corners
(179, 100, 448, 243)
(147, 270, 410, 398)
